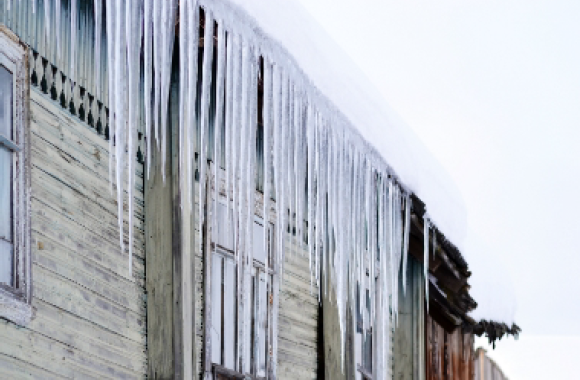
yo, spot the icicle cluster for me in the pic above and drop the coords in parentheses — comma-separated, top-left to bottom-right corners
(13, 0, 436, 373)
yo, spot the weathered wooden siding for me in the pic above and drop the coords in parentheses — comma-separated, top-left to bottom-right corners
(278, 235, 320, 380)
(473, 348, 507, 380)
(394, 257, 426, 380)
(0, 86, 147, 379)
(191, 213, 321, 379)
(426, 315, 474, 380)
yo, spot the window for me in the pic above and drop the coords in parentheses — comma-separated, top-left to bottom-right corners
(206, 202, 277, 379)
(0, 27, 32, 326)
(355, 272, 377, 380)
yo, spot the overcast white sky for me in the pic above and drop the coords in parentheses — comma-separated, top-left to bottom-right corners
(296, 0, 580, 378)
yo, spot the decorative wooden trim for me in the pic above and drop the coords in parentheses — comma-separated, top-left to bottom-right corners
(27, 48, 145, 163)
(0, 24, 32, 327)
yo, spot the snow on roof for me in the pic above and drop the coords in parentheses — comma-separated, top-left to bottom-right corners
(207, 0, 515, 325)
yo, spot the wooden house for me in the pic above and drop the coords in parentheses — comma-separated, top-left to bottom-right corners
(0, 1, 518, 379)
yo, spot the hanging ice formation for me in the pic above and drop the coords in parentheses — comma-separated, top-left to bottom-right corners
(13, 0, 437, 372)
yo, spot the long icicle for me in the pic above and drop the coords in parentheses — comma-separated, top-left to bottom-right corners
(262, 58, 272, 283)
(224, 29, 233, 234)
(114, 0, 125, 255)
(143, 0, 153, 177)
(424, 215, 430, 311)
(178, 0, 189, 210)
(307, 102, 315, 293)
(160, 0, 178, 182)
(198, 7, 214, 265)
(94, 0, 102, 95)
(105, 0, 115, 192)
(214, 21, 226, 244)
(186, 0, 199, 211)
(56, 0, 61, 60)
(70, 0, 77, 82)
(402, 193, 411, 295)
(126, 0, 142, 276)
(152, 0, 161, 152)
(43, 0, 50, 43)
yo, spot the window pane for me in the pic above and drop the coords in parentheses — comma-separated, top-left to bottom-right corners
(0, 239, 13, 286)
(216, 203, 234, 250)
(0, 65, 12, 140)
(253, 222, 266, 264)
(0, 146, 12, 243)
(223, 259, 237, 369)
(211, 255, 224, 365)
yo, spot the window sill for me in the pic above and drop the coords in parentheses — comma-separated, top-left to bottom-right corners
(0, 286, 33, 326)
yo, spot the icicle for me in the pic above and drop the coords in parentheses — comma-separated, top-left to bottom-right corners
(94, 0, 102, 95)
(224, 30, 233, 232)
(214, 22, 226, 240)
(388, 179, 395, 318)
(32, 0, 35, 14)
(260, 58, 273, 370)
(70, 0, 77, 82)
(402, 193, 411, 295)
(307, 103, 315, 294)
(279, 71, 289, 268)
(230, 34, 241, 248)
(114, 0, 125, 255)
(177, 0, 188, 206)
(186, 1, 199, 211)
(332, 130, 339, 292)
(152, 0, 161, 152)
(198, 8, 214, 259)
(56, 0, 61, 58)
(126, 0, 142, 276)
(338, 132, 347, 371)
(424, 215, 430, 311)
(293, 94, 302, 243)
(271, 64, 283, 283)
(43, 0, 51, 42)
(238, 41, 250, 285)
(160, 0, 178, 182)
(247, 51, 259, 372)
(262, 58, 272, 280)
(314, 113, 322, 302)
(143, 0, 153, 177)
(285, 86, 294, 242)
(323, 124, 331, 299)
(105, 0, 115, 193)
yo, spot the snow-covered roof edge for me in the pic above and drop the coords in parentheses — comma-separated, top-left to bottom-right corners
(204, 0, 515, 326)
(203, 0, 468, 246)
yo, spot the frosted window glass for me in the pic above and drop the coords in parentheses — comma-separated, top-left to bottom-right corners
(0, 66, 12, 140)
(0, 239, 12, 286)
(0, 146, 11, 243)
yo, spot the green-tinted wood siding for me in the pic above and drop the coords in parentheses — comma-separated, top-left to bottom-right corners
(0, 87, 147, 379)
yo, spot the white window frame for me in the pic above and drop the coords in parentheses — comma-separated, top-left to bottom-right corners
(0, 26, 32, 326)
(204, 192, 278, 380)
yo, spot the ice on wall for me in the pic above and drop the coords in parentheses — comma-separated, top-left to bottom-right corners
(11, 0, 507, 371)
